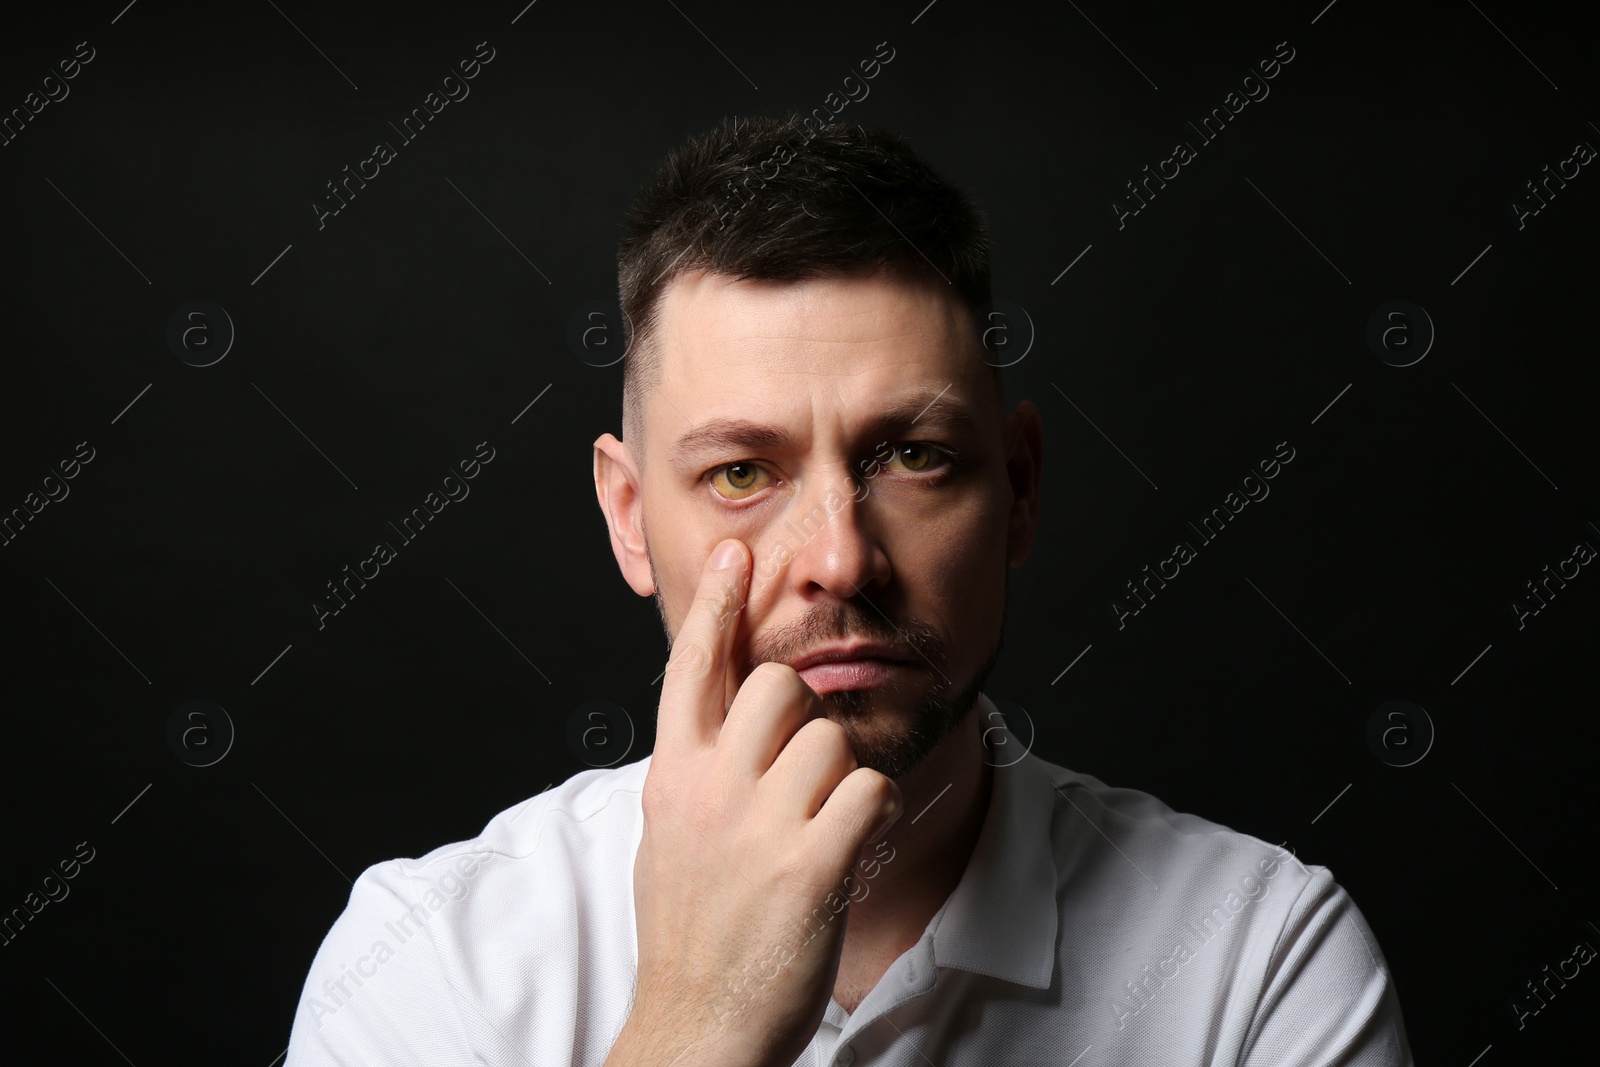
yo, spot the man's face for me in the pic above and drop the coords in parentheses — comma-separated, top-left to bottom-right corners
(594, 267, 1041, 781)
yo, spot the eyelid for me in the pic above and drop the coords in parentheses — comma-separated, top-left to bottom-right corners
(878, 441, 959, 468)
(704, 459, 781, 482)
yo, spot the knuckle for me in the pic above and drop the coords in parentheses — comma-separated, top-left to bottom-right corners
(857, 768, 895, 805)
(704, 582, 742, 624)
(702, 598, 730, 632)
(800, 716, 852, 757)
(687, 589, 726, 630)
(664, 640, 710, 678)
(746, 659, 804, 697)
(639, 777, 676, 822)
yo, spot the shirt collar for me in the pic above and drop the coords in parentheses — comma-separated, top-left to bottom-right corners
(927, 692, 1060, 991)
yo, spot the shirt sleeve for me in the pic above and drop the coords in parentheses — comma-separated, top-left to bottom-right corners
(1236, 872, 1414, 1067)
(283, 860, 480, 1067)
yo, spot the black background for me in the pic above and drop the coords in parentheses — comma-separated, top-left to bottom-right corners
(1, 0, 1596, 1062)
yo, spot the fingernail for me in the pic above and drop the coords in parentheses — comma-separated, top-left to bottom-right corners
(710, 540, 741, 571)
(869, 795, 902, 842)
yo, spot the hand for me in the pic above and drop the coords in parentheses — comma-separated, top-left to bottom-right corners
(610, 538, 904, 1067)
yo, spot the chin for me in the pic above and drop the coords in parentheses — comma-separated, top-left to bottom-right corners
(822, 681, 972, 783)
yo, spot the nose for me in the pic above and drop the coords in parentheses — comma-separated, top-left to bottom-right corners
(760, 461, 889, 601)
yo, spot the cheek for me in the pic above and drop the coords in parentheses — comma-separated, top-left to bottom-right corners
(893, 494, 1006, 621)
(925, 484, 1008, 563)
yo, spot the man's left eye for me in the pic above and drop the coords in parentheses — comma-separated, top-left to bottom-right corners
(883, 443, 950, 473)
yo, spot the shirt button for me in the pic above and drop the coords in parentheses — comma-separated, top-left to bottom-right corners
(835, 1046, 855, 1067)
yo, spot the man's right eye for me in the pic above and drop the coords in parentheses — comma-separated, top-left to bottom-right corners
(708, 462, 774, 501)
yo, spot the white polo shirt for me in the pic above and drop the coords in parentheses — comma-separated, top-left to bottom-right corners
(285, 693, 1412, 1065)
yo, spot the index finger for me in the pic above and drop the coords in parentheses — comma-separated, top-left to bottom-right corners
(656, 537, 749, 754)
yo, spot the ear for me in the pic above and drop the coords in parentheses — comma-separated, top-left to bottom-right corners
(1003, 400, 1043, 568)
(593, 433, 655, 596)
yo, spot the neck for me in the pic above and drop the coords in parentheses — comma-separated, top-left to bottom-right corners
(843, 703, 994, 948)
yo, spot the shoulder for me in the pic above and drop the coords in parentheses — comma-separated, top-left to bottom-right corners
(1025, 753, 1321, 904)
(392, 753, 651, 933)
(352, 753, 651, 917)
(1021, 755, 1411, 1062)
(285, 757, 652, 1064)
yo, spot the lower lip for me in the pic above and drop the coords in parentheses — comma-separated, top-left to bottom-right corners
(797, 659, 907, 695)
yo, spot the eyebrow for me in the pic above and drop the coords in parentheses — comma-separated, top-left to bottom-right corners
(669, 390, 976, 470)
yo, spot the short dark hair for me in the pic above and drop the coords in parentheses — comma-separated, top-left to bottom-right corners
(616, 113, 998, 464)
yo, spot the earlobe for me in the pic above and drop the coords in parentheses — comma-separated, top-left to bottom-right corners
(593, 434, 656, 597)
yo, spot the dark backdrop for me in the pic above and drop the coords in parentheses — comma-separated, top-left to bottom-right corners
(2, 0, 1596, 1062)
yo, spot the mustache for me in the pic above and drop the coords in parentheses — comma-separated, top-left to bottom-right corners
(747, 607, 939, 671)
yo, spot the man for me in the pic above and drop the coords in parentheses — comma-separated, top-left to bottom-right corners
(286, 114, 1413, 1065)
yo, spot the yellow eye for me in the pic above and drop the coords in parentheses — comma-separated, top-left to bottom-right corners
(886, 443, 945, 472)
(709, 462, 772, 500)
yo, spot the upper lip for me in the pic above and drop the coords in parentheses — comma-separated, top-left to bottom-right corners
(787, 642, 915, 673)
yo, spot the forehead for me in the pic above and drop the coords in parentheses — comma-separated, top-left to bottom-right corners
(647, 268, 983, 456)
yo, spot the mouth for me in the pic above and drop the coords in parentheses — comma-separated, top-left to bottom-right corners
(787, 643, 917, 696)
(796, 658, 913, 695)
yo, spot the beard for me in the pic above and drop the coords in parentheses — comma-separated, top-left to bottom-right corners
(813, 624, 1002, 781)
(649, 536, 1006, 782)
